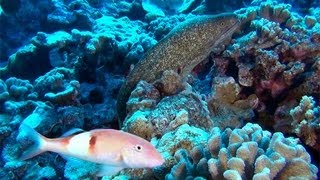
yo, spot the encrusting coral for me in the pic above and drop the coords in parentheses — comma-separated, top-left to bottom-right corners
(34, 67, 79, 105)
(207, 76, 258, 129)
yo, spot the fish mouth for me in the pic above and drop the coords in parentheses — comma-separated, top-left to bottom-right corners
(226, 18, 241, 35)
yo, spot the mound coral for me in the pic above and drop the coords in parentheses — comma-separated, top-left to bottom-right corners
(5, 77, 36, 101)
(162, 123, 318, 179)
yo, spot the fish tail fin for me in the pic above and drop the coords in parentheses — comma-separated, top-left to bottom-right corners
(18, 124, 47, 161)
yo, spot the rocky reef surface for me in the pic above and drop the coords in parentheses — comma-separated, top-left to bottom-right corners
(0, 0, 319, 179)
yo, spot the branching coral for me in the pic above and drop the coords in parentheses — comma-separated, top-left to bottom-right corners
(209, 0, 320, 132)
(290, 96, 320, 150)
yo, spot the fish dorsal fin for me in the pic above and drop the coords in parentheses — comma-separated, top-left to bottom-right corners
(97, 164, 124, 177)
(61, 128, 85, 137)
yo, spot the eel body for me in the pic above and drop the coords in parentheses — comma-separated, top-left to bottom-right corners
(117, 13, 240, 126)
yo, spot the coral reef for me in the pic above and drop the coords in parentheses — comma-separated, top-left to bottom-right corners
(207, 0, 320, 131)
(117, 13, 240, 124)
(0, 0, 319, 179)
(123, 70, 213, 140)
(115, 123, 318, 179)
(1, 14, 157, 80)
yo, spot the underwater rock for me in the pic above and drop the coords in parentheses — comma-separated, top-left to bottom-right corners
(153, 70, 186, 96)
(157, 124, 209, 178)
(48, 0, 100, 30)
(93, 15, 156, 66)
(126, 80, 161, 116)
(204, 0, 252, 14)
(32, 31, 73, 49)
(3, 44, 51, 80)
(147, 90, 212, 136)
(0, 0, 52, 62)
(64, 157, 100, 180)
(21, 103, 55, 134)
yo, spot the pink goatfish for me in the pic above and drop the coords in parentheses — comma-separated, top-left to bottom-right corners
(18, 124, 164, 176)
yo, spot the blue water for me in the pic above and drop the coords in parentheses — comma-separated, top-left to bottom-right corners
(0, 0, 319, 179)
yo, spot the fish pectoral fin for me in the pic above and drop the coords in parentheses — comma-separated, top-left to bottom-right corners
(97, 164, 124, 177)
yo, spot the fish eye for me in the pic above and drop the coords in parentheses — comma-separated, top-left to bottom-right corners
(135, 145, 143, 152)
(220, 22, 225, 26)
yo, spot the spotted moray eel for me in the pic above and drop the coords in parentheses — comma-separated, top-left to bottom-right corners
(117, 13, 240, 126)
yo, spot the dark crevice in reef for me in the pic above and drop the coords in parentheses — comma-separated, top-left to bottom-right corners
(225, 59, 239, 81)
